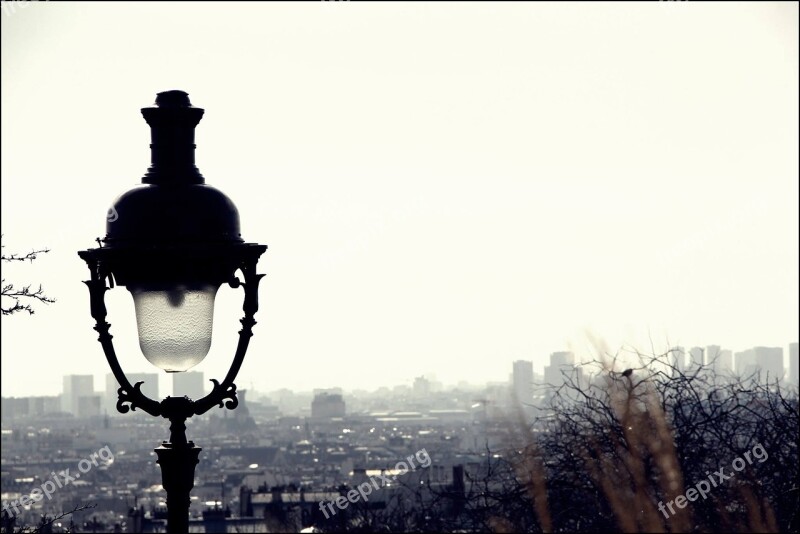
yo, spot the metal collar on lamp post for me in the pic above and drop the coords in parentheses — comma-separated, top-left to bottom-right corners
(78, 90, 267, 534)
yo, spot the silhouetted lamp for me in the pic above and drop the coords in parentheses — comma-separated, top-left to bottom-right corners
(78, 90, 267, 533)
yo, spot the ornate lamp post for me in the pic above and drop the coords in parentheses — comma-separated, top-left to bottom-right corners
(78, 90, 267, 533)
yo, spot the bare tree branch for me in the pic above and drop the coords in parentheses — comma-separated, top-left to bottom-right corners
(1, 237, 55, 316)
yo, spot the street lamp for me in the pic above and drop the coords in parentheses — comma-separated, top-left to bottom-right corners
(78, 90, 267, 533)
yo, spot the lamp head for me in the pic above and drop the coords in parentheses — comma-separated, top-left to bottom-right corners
(79, 90, 266, 372)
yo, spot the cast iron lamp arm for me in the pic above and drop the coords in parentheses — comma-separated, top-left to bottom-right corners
(192, 257, 266, 416)
(83, 265, 162, 417)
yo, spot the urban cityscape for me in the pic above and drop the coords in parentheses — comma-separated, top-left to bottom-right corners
(2, 3, 797, 533)
(2, 343, 797, 532)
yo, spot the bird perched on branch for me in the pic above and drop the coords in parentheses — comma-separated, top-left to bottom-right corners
(621, 368, 633, 377)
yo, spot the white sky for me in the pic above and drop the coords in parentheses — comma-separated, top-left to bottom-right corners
(1, 2, 798, 398)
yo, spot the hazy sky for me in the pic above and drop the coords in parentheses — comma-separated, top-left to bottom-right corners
(2, 2, 798, 398)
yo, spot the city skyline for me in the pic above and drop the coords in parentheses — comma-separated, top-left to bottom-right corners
(4, 339, 797, 403)
(2, 3, 798, 397)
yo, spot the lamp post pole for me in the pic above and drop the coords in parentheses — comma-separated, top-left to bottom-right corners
(78, 90, 267, 533)
(155, 397, 201, 534)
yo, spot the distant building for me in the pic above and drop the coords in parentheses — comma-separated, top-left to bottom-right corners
(511, 360, 533, 406)
(106, 372, 159, 413)
(310, 392, 345, 419)
(312, 387, 343, 396)
(62, 375, 94, 416)
(790, 343, 799, 387)
(2, 397, 29, 419)
(736, 347, 783, 382)
(688, 347, 705, 368)
(77, 394, 102, 418)
(413, 376, 431, 398)
(719, 350, 733, 374)
(670, 347, 686, 372)
(753, 346, 784, 382)
(173, 371, 205, 400)
(544, 351, 577, 387)
(426, 376, 444, 393)
(1, 396, 61, 420)
(707, 345, 733, 375)
(735, 348, 755, 376)
(29, 396, 61, 416)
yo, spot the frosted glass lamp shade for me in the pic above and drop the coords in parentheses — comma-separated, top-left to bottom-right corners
(129, 283, 219, 372)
